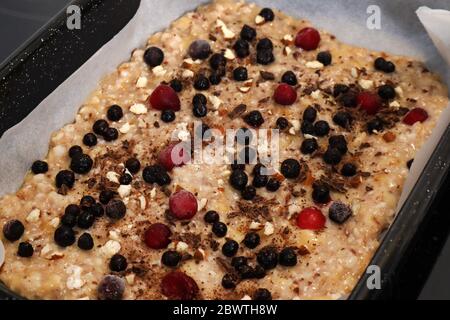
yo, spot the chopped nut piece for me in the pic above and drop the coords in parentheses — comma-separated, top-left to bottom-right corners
(176, 241, 189, 252)
(208, 94, 222, 110)
(26, 208, 41, 223)
(249, 221, 263, 230)
(182, 58, 201, 69)
(216, 19, 235, 39)
(126, 274, 135, 285)
(310, 90, 321, 99)
(66, 265, 85, 290)
(395, 86, 404, 97)
(152, 65, 167, 77)
(255, 15, 265, 25)
(282, 34, 294, 45)
(224, 48, 236, 60)
(264, 222, 275, 236)
(283, 46, 292, 56)
(358, 79, 374, 90)
(118, 184, 132, 198)
(238, 79, 253, 93)
(197, 198, 208, 211)
(49, 218, 60, 228)
(109, 230, 120, 241)
(130, 103, 148, 115)
(106, 171, 120, 184)
(139, 195, 147, 210)
(41, 244, 64, 260)
(101, 240, 121, 257)
(194, 248, 205, 261)
(390, 100, 401, 108)
(136, 76, 148, 88)
(182, 69, 194, 78)
(119, 122, 131, 134)
(291, 119, 300, 132)
(150, 188, 157, 199)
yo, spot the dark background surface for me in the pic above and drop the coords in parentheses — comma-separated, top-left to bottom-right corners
(0, 0, 449, 300)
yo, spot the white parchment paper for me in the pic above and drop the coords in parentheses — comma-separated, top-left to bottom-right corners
(0, 0, 449, 213)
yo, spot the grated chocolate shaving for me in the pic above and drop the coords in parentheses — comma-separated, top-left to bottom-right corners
(319, 175, 347, 193)
(228, 104, 247, 119)
(260, 70, 275, 81)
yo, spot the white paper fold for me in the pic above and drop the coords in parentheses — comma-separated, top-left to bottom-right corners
(417, 6, 450, 66)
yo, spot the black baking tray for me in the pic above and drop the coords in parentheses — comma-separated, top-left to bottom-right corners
(1, 0, 450, 300)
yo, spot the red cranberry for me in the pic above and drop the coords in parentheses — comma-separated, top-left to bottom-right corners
(144, 223, 172, 249)
(158, 143, 190, 171)
(169, 190, 198, 220)
(403, 108, 429, 125)
(160, 271, 199, 300)
(148, 85, 180, 111)
(295, 27, 321, 51)
(296, 207, 326, 230)
(273, 84, 297, 105)
(357, 92, 382, 115)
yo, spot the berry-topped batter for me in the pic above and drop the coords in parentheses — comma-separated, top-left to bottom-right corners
(0, 0, 448, 300)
